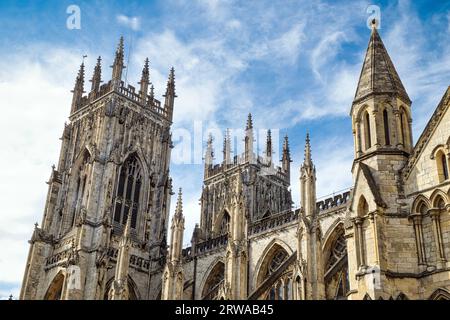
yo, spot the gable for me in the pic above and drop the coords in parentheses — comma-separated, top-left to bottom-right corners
(404, 87, 450, 194)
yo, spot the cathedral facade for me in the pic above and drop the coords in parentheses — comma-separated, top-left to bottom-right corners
(20, 22, 450, 300)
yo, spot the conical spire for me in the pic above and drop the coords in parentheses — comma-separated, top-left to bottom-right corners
(304, 132, 313, 168)
(164, 67, 177, 119)
(246, 113, 253, 130)
(139, 58, 150, 103)
(71, 62, 85, 113)
(111, 36, 125, 83)
(282, 134, 291, 178)
(90, 56, 102, 92)
(174, 188, 183, 218)
(353, 18, 410, 104)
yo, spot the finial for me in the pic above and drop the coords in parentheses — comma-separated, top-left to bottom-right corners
(149, 84, 154, 99)
(246, 113, 253, 130)
(304, 132, 312, 166)
(34, 222, 38, 229)
(371, 18, 378, 30)
(175, 188, 183, 217)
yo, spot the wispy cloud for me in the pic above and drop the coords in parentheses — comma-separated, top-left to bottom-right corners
(116, 14, 141, 31)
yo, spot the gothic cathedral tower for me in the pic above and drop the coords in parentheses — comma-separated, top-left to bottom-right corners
(347, 20, 414, 299)
(20, 38, 176, 300)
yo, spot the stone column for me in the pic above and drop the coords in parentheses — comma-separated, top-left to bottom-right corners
(430, 210, 446, 267)
(410, 214, 426, 266)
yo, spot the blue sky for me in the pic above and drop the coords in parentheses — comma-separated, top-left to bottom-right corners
(0, 0, 449, 299)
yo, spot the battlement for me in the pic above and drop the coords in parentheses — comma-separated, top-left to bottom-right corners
(74, 80, 170, 120)
(205, 153, 288, 181)
(316, 189, 351, 212)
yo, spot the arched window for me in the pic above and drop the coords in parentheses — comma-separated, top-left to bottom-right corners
(219, 211, 230, 235)
(44, 272, 65, 300)
(363, 111, 372, 150)
(436, 150, 449, 182)
(324, 230, 349, 300)
(268, 250, 288, 275)
(202, 262, 225, 300)
(113, 155, 142, 229)
(357, 196, 369, 217)
(400, 110, 407, 146)
(383, 109, 390, 146)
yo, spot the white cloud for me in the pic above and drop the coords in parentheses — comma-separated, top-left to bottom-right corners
(116, 14, 140, 31)
(0, 46, 85, 289)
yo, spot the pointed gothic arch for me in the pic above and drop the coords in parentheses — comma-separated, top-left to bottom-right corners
(201, 260, 225, 300)
(429, 288, 450, 300)
(213, 209, 231, 236)
(254, 239, 293, 292)
(113, 153, 144, 233)
(323, 223, 349, 300)
(357, 195, 369, 217)
(430, 189, 448, 209)
(63, 148, 91, 234)
(103, 276, 140, 300)
(412, 195, 431, 214)
(44, 271, 66, 300)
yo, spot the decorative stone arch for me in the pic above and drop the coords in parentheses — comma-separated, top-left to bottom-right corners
(43, 270, 66, 300)
(322, 218, 344, 248)
(353, 104, 372, 152)
(430, 146, 450, 183)
(411, 195, 431, 214)
(398, 105, 412, 148)
(254, 239, 293, 288)
(429, 288, 450, 300)
(63, 148, 92, 234)
(379, 102, 394, 146)
(357, 195, 369, 217)
(200, 258, 225, 300)
(104, 276, 141, 300)
(396, 292, 409, 300)
(430, 189, 449, 208)
(322, 222, 348, 300)
(213, 209, 231, 236)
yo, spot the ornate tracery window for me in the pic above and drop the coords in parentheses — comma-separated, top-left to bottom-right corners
(202, 262, 225, 300)
(113, 155, 142, 229)
(324, 232, 349, 300)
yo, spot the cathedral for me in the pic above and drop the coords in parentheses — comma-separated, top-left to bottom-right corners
(20, 21, 450, 300)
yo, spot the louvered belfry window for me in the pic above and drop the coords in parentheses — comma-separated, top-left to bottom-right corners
(113, 155, 142, 229)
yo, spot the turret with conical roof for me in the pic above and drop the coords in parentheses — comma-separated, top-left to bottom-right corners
(351, 18, 413, 159)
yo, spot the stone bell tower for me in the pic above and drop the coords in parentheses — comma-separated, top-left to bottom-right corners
(20, 37, 176, 300)
(347, 20, 414, 299)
